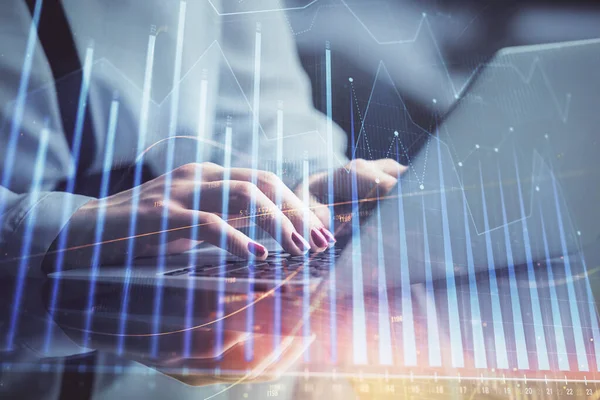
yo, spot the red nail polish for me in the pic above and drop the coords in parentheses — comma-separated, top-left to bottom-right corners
(291, 231, 310, 252)
(247, 242, 266, 257)
(311, 228, 328, 248)
(320, 227, 337, 244)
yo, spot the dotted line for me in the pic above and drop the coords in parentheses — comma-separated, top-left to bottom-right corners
(350, 81, 374, 159)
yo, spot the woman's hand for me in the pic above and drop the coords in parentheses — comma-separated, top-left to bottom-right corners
(300, 158, 408, 230)
(58, 162, 336, 266)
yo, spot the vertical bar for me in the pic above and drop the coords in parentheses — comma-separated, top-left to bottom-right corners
(435, 137, 464, 368)
(43, 43, 95, 351)
(395, 143, 417, 366)
(497, 167, 529, 370)
(461, 191, 487, 369)
(580, 255, 600, 370)
(376, 188, 393, 366)
(216, 119, 233, 358)
(539, 207, 570, 371)
(514, 153, 549, 370)
(273, 103, 284, 358)
(549, 170, 588, 371)
(117, 26, 157, 355)
(326, 41, 337, 365)
(421, 198, 441, 367)
(302, 158, 311, 362)
(151, 0, 187, 357)
(81, 96, 120, 349)
(479, 166, 509, 369)
(245, 22, 262, 362)
(6, 120, 51, 350)
(349, 94, 367, 365)
(183, 73, 209, 358)
(0, 0, 44, 229)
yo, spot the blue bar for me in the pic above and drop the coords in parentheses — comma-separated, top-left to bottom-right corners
(479, 166, 509, 369)
(117, 28, 157, 355)
(302, 159, 312, 362)
(461, 190, 487, 369)
(326, 42, 337, 364)
(151, 1, 188, 357)
(435, 137, 464, 368)
(215, 120, 233, 358)
(348, 98, 367, 365)
(245, 23, 263, 362)
(183, 75, 209, 358)
(273, 106, 284, 359)
(513, 153, 549, 370)
(395, 155, 417, 366)
(549, 170, 588, 371)
(579, 255, 600, 370)
(6, 121, 50, 350)
(82, 97, 120, 349)
(497, 167, 529, 370)
(421, 198, 441, 367)
(376, 191, 393, 366)
(44, 44, 95, 352)
(0, 0, 43, 230)
(539, 206, 570, 371)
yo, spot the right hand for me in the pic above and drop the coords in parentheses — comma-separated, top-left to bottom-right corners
(57, 162, 335, 266)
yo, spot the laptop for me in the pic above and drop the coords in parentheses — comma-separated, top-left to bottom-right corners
(47, 37, 600, 365)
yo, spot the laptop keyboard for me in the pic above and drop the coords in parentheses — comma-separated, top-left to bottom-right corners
(163, 248, 342, 281)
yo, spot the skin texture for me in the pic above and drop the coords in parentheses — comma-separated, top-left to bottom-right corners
(57, 159, 406, 268)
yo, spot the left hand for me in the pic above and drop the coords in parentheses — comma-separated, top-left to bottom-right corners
(298, 158, 408, 232)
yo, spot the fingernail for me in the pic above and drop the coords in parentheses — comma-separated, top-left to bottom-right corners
(291, 231, 310, 252)
(247, 242, 266, 257)
(320, 227, 337, 244)
(311, 228, 328, 248)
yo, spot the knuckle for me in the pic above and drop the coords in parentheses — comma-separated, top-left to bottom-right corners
(235, 181, 258, 198)
(258, 171, 280, 186)
(201, 212, 222, 228)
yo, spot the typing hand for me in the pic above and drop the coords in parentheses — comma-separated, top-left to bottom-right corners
(299, 158, 407, 232)
(56, 162, 336, 267)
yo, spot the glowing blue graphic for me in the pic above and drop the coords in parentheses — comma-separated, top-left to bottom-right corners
(421, 198, 441, 367)
(436, 136, 464, 368)
(216, 120, 233, 358)
(302, 158, 312, 362)
(273, 105, 284, 359)
(152, 0, 187, 357)
(539, 206, 570, 371)
(117, 27, 157, 355)
(44, 44, 95, 352)
(245, 23, 263, 362)
(550, 170, 588, 371)
(0, 0, 43, 234)
(461, 190, 487, 369)
(349, 95, 367, 365)
(82, 96, 120, 349)
(6, 120, 50, 350)
(497, 167, 529, 370)
(183, 74, 209, 358)
(376, 189, 393, 366)
(326, 41, 337, 364)
(479, 166, 508, 369)
(514, 153, 549, 370)
(394, 142, 417, 366)
(580, 255, 600, 371)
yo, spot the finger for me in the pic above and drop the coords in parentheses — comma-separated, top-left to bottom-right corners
(371, 158, 408, 178)
(228, 169, 332, 251)
(225, 180, 313, 255)
(170, 208, 268, 260)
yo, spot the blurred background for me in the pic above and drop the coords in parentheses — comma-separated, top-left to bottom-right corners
(281, 0, 600, 162)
